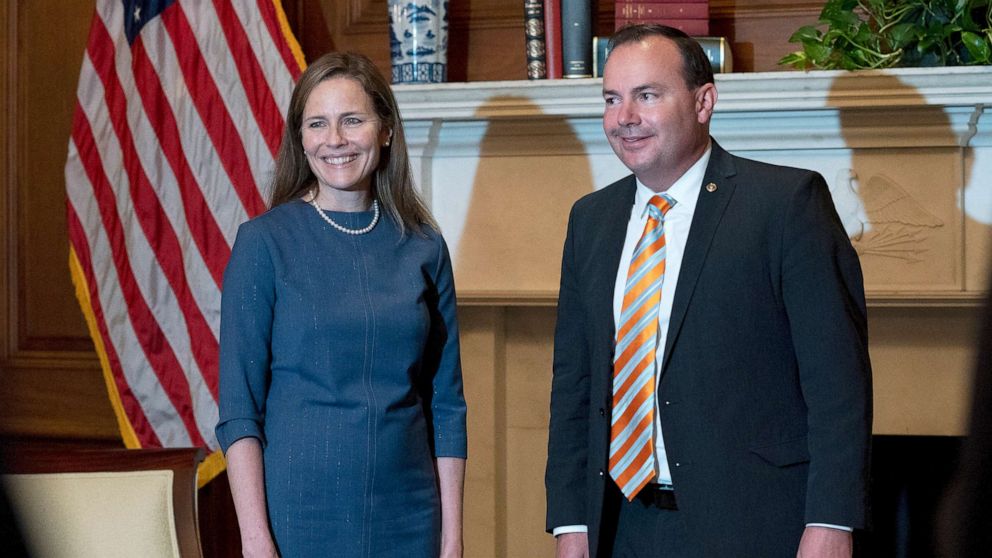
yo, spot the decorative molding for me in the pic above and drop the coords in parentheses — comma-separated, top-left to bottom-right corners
(718, 67, 992, 109)
(16, 334, 96, 352)
(394, 67, 992, 119)
(711, 106, 981, 150)
(839, 171, 946, 262)
(971, 104, 991, 146)
(7, 350, 100, 370)
(394, 106, 979, 157)
(459, 291, 557, 307)
(392, 68, 992, 151)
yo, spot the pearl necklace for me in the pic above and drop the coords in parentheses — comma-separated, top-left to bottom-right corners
(309, 199, 380, 235)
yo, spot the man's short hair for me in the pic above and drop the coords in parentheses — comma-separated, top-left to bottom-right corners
(608, 24, 715, 89)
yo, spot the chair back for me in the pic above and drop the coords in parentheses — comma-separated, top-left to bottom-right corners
(2, 447, 204, 558)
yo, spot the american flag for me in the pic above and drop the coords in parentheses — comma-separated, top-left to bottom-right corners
(65, 0, 304, 483)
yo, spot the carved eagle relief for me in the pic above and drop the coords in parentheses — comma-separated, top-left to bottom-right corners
(831, 169, 944, 263)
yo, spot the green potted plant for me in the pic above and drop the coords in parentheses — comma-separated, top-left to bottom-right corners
(780, 0, 992, 69)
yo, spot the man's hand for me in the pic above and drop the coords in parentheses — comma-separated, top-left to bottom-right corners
(796, 526, 853, 558)
(556, 532, 590, 558)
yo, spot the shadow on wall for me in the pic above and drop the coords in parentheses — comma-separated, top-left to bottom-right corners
(827, 73, 976, 558)
(451, 97, 598, 298)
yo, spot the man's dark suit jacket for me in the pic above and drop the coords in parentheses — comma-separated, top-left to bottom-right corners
(546, 142, 873, 558)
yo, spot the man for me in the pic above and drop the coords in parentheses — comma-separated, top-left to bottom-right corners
(545, 25, 872, 558)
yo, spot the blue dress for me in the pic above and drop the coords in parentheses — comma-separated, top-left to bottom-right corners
(215, 200, 467, 558)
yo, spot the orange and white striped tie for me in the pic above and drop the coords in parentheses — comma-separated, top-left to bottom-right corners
(610, 193, 675, 500)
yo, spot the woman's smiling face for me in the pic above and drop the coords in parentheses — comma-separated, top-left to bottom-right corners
(301, 76, 390, 196)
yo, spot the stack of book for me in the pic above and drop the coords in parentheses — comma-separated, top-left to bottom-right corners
(614, 0, 710, 37)
(525, 1, 728, 80)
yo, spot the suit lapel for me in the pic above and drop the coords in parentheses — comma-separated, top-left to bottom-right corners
(661, 142, 738, 375)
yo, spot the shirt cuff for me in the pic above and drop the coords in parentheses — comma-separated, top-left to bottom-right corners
(215, 418, 266, 454)
(806, 523, 853, 532)
(553, 525, 588, 537)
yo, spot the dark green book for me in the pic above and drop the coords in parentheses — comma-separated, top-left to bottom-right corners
(562, 0, 592, 77)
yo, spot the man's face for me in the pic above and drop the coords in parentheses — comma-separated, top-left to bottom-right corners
(602, 36, 715, 190)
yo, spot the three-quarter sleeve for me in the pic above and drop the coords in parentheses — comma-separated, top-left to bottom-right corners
(215, 221, 276, 453)
(425, 235, 468, 459)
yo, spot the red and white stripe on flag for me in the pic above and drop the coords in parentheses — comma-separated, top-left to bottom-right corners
(65, 0, 304, 485)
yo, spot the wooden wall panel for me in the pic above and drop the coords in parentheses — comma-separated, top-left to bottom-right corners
(16, 1, 92, 353)
(458, 306, 504, 558)
(2, 0, 11, 367)
(0, 0, 115, 442)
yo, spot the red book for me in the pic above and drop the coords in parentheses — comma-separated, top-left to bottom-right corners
(545, 0, 562, 79)
(614, 17, 710, 36)
(616, 3, 709, 20)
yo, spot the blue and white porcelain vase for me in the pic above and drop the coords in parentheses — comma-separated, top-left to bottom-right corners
(388, 0, 448, 84)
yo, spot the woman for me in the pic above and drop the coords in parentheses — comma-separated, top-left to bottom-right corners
(215, 52, 467, 558)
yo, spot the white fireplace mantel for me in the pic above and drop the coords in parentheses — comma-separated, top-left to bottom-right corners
(393, 68, 992, 306)
(394, 66, 992, 117)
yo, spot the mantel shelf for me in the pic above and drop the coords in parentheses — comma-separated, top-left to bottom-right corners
(393, 66, 992, 120)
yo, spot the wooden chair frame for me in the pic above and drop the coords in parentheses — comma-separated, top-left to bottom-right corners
(2, 447, 205, 558)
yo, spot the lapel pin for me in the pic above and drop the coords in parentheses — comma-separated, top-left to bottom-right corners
(705, 182, 718, 193)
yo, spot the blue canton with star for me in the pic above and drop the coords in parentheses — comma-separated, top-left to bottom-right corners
(122, 0, 176, 44)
